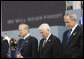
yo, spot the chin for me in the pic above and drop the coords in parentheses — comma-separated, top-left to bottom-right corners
(69, 28, 72, 30)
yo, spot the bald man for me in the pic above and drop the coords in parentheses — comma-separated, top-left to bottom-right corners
(17, 24, 39, 58)
(39, 23, 62, 58)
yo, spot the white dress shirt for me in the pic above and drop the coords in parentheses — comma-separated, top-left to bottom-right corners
(23, 34, 30, 40)
(70, 24, 78, 35)
(46, 33, 51, 42)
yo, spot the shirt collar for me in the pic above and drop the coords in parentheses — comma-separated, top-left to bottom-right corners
(70, 24, 78, 35)
(23, 33, 30, 40)
(46, 33, 51, 42)
(72, 24, 78, 31)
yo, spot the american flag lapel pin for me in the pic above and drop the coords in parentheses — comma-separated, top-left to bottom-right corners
(26, 41, 28, 43)
(73, 32, 76, 35)
(49, 39, 50, 41)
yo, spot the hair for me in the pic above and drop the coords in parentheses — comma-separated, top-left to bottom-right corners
(39, 23, 50, 31)
(18, 35, 21, 37)
(4, 33, 7, 35)
(10, 35, 14, 39)
(64, 13, 77, 21)
(19, 23, 30, 32)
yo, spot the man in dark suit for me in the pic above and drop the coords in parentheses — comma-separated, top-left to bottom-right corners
(39, 23, 62, 58)
(1, 36, 9, 58)
(17, 24, 39, 58)
(62, 13, 83, 58)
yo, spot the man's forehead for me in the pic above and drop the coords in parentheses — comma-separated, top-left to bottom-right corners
(65, 16, 70, 19)
(19, 26, 24, 29)
(40, 29, 46, 32)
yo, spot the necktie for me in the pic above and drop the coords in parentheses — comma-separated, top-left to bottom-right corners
(21, 39, 25, 48)
(42, 39, 46, 47)
(67, 29, 72, 44)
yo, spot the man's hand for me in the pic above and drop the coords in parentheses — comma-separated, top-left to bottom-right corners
(17, 54, 24, 58)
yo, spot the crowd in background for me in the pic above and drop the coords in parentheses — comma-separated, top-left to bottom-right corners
(1, 33, 23, 58)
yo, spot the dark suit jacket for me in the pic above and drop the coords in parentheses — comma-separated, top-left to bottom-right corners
(39, 34, 62, 58)
(62, 25, 83, 58)
(1, 39, 9, 58)
(20, 35, 39, 58)
(1, 36, 4, 40)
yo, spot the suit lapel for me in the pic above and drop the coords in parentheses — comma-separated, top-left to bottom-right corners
(43, 39, 51, 48)
(66, 25, 80, 47)
(40, 39, 44, 48)
(43, 34, 52, 49)
(22, 36, 31, 48)
(62, 31, 68, 49)
(39, 39, 44, 54)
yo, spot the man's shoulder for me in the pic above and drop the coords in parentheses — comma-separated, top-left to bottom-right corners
(77, 25, 83, 32)
(49, 34, 60, 42)
(30, 36, 37, 39)
(3, 39, 8, 42)
(27, 36, 38, 41)
(3, 39, 7, 40)
(2, 39, 8, 43)
(50, 34, 59, 39)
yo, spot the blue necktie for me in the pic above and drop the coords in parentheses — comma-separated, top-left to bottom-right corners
(67, 29, 72, 44)
(21, 39, 25, 48)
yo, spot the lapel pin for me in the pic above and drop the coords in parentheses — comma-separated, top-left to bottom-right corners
(73, 32, 76, 35)
(26, 41, 28, 43)
(49, 39, 50, 41)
